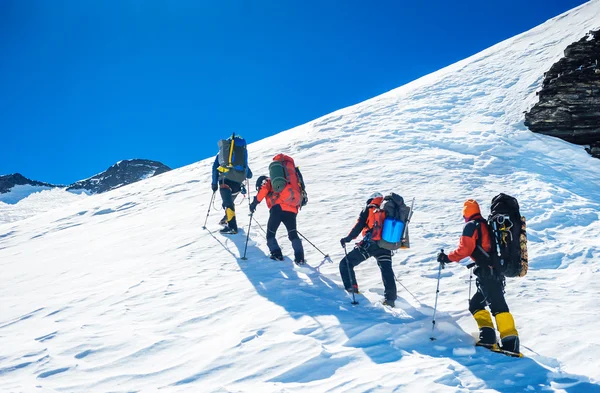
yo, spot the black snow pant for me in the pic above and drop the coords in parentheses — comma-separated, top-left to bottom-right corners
(469, 267, 509, 316)
(339, 242, 396, 302)
(266, 204, 304, 261)
(220, 180, 242, 231)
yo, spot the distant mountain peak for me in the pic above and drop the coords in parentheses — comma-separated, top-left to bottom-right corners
(1, 159, 172, 205)
(66, 159, 171, 194)
(0, 173, 63, 194)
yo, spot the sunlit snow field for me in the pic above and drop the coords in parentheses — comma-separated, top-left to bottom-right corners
(1, 2, 600, 392)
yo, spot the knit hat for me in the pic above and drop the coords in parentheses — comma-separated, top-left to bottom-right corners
(462, 199, 481, 219)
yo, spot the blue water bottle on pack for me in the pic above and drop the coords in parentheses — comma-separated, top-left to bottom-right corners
(381, 218, 404, 244)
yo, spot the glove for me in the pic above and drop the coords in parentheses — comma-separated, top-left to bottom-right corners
(340, 237, 352, 248)
(437, 251, 450, 267)
(240, 184, 247, 195)
(211, 183, 218, 192)
(249, 198, 258, 213)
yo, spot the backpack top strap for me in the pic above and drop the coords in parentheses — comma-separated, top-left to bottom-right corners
(228, 137, 235, 166)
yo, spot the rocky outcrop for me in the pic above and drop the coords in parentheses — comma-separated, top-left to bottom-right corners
(524, 30, 600, 158)
(0, 173, 62, 194)
(66, 159, 171, 194)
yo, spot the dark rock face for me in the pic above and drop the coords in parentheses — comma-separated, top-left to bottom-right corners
(66, 159, 171, 194)
(0, 173, 62, 194)
(524, 30, 600, 158)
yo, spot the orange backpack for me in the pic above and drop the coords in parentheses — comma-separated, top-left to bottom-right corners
(268, 154, 303, 208)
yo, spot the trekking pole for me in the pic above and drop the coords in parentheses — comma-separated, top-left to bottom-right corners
(430, 248, 444, 341)
(241, 213, 253, 260)
(297, 230, 332, 263)
(252, 216, 267, 236)
(202, 192, 216, 230)
(343, 245, 359, 305)
(466, 262, 476, 302)
(468, 266, 473, 302)
(394, 275, 423, 306)
(245, 179, 252, 208)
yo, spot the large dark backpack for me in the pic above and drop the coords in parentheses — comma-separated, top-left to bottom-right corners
(217, 134, 248, 183)
(487, 193, 528, 278)
(377, 193, 410, 250)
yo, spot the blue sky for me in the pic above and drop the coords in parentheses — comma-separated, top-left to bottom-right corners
(0, 0, 588, 184)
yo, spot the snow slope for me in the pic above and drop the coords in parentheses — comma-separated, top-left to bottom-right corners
(0, 188, 88, 224)
(2, 2, 600, 392)
(0, 185, 55, 205)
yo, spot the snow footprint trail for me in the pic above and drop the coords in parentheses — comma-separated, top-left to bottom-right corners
(200, 228, 600, 393)
(190, 232, 416, 383)
(430, 332, 600, 393)
(4, 2, 600, 391)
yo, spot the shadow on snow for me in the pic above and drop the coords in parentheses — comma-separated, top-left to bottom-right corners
(204, 226, 599, 393)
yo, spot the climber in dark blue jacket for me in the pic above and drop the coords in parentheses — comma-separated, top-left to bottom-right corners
(211, 155, 252, 234)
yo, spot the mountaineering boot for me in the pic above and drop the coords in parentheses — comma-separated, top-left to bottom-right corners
(219, 215, 228, 226)
(219, 226, 238, 235)
(346, 284, 360, 294)
(269, 250, 284, 261)
(501, 336, 520, 354)
(477, 328, 497, 348)
(224, 207, 239, 233)
(495, 312, 520, 354)
(473, 309, 497, 348)
(294, 251, 305, 266)
(382, 299, 395, 308)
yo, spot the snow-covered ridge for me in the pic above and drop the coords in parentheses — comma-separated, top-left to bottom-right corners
(0, 159, 172, 223)
(0, 173, 64, 200)
(1, 2, 600, 392)
(0, 188, 88, 224)
(66, 159, 172, 194)
(0, 184, 54, 205)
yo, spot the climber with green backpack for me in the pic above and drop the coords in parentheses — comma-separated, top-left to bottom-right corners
(249, 154, 307, 264)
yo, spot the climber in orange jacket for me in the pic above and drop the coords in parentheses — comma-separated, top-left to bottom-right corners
(437, 199, 520, 355)
(254, 177, 300, 214)
(249, 175, 305, 265)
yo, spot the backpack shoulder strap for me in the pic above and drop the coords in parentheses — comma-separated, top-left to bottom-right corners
(475, 220, 490, 258)
(295, 167, 305, 185)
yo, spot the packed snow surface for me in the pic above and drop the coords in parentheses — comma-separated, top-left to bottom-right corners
(2, 2, 600, 392)
(0, 188, 88, 224)
(0, 185, 55, 205)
